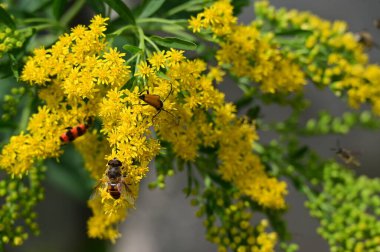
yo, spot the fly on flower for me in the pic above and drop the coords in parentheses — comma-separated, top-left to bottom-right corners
(331, 140, 360, 167)
(355, 31, 379, 49)
(138, 84, 179, 124)
(91, 158, 135, 205)
(60, 117, 93, 143)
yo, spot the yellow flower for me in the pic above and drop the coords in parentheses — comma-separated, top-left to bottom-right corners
(135, 61, 154, 80)
(148, 51, 166, 70)
(191, 2, 306, 93)
(188, 15, 204, 33)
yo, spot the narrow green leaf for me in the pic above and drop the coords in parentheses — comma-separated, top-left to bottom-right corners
(123, 44, 143, 54)
(0, 6, 15, 29)
(151, 36, 197, 50)
(156, 71, 171, 81)
(86, 0, 106, 16)
(9, 54, 20, 80)
(139, 0, 165, 18)
(103, 0, 136, 25)
(0, 121, 17, 129)
(53, 0, 67, 20)
(275, 29, 313, 36)
(161, 25, 196, 41)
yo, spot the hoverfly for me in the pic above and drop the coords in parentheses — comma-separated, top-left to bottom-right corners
(331, 140, 360, 167)
(355, 31, 378, 49)
(91, 158, 135, 205)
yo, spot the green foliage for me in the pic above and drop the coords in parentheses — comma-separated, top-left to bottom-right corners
(0, 163, 45, 247)
(305, 163, 380, 251)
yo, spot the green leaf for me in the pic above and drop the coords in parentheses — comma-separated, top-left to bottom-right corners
(231, 0, 250, 15)
(246, 106, 261, 120)
(103, 0, 136, 25)
(161, 25, 196, 41)
(150, 36, 197, 50)
(0, 6, 15, 29)
(156, 71, 171, 81)
(86, 0, 106, 16)
(275, 29, 313, 36)
(139, 0, 165, 18)
(53, 0, 67, 20)
(123, 44, 143, 54)
(0, 121, 17, 129)
(9, 54, 20, 80)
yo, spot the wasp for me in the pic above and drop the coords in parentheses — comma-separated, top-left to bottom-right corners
(331, 140, 360, 167)
(60, 117, 92, 143)
(92, 158, 135, 204)
(138, 84, 179, 124)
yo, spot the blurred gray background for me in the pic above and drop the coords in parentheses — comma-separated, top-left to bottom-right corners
(8, 0, 380, 251)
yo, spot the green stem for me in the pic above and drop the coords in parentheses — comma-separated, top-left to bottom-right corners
(134, 26, 145, 74)
(111, 25, 134, 36)
(144, 35, 160, 52)
(60, 0, 86, 27)
(126, 52, 141, 64)
(23, 18, 53, 24)
(137, 18, 186, 25)
(29, 24, 58, 31)
(107, 4, 112, 18)
(18, 93, 32, 132)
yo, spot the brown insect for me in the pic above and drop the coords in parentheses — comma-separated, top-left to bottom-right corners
(331, 140, 360, 167)
(138, 84, 179, 124)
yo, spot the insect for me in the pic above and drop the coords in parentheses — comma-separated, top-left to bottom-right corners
(374, 19, 380, 29)
(59, 117, 92, 143)
(92, 158, 135, 203)
(355, 31, 378, 49)
(138, 84, 179, 124)
(331, 140, 360, 167)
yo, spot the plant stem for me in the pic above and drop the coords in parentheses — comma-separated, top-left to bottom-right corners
(134, 26, 145, 74)
(137, 18, 186, 25)
(144, 35, 160, 52)
(60, 0, 86, 27)
(18, 93, 32, 132)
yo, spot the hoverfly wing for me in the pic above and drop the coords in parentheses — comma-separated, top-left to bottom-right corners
(119, 182, 136, 207)
(89, 180, 105, 200)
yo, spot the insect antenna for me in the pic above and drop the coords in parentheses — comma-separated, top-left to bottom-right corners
(152, 108, 179, 125)
(162, 81, 173, 103)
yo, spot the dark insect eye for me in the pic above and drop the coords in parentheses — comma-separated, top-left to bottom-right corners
(108, 158, 122, 167)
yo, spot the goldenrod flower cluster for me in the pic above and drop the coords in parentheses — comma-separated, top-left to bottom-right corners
(189, 0, 306, 93)
(0, 15, 135, 240)
(140, 51, 287, 209)
(0, 12, 287, 244)
(305, 162, 380, 252)
(255, 1, 380, 115)
(0, 25, 32, 58)
(0, 16, 127, 177)
(194, 185, 277, 252)
(0, 163, 45, 246)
